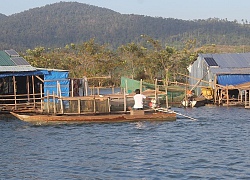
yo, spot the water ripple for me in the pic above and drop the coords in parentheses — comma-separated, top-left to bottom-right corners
(0, 107, 249, 179)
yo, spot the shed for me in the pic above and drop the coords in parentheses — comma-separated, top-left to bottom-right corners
(189, 52, 250, 105)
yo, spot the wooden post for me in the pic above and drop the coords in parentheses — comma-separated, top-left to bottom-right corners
(27, 76, 30, 103)
(47, 90, 49, 114)
(32, 76, 35, 107)
(108, 97, 111, 112)
(249, 90, 250, 107)
(226, 85, 229, 106)
(53, 91, 56, 114)
(219, 88, 222, 105)
(57, 81, 63, 114)
(125, 80, 128, 94)
(184, 76, 188, 107)
(97, 87, 100, 95)
(214, 85, 217, 104)
(93, 97, 96, 113)
(40, 84, 43, 112)
(85, 79, 88, 96)
(71, 79, 74, 97)
(13, 76, 17, 110)
(123, 88, 127, 112)
(154, 78, 157, 103)
(140, 79, 142, 93)
(165, 70, 169, 108)
(244, 90, 247, 107)
(240, 90, 243, 102)
(214, 75, 217, 104)
(78, 99, 81, 114)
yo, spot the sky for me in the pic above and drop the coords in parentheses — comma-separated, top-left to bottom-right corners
(1, 0, 250, 22)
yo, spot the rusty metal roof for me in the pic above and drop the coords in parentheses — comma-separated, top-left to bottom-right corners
(0, 50, 36, 72)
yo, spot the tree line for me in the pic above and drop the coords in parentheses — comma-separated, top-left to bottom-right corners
(24, 37, 250, 86)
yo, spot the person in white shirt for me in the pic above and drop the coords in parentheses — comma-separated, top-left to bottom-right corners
(133, 89, 146, 110)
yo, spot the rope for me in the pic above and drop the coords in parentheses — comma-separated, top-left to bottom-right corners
(156, 107, 197, 121)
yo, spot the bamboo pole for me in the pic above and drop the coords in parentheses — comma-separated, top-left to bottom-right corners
(35, 76, 44, 82)
(178, 73, 210, 84)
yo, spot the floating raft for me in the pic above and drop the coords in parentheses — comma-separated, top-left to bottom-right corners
(10, 110, 176, 124)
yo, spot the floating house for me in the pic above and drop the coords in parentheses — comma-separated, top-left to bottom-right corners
(0, 49, 70, 112)
(189, 53, 250, 106)
(0, 49, 115, 114)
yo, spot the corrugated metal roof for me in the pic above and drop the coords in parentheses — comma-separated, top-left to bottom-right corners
(0, 50, 36, 72)
(200, 53, 250, 68)
(210, 67, 250, 74)
(0, 51, 16, 66)
(0, 66, 36, 72)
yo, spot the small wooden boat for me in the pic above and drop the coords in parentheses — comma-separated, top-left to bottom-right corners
(10, 110, 176, 124)
(181, 95, 208, 108)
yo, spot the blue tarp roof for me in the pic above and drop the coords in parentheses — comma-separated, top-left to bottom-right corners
(217, 74, 250, 86)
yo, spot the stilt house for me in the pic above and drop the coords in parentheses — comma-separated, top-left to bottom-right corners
(189, 52, 250, 105)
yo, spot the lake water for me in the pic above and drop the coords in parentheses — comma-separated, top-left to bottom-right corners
(0, 106, 249, 179)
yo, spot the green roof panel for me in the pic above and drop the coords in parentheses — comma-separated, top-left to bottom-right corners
(0, 51, 16, 66)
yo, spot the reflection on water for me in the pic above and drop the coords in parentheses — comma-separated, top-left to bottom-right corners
(0, 106, 250, 179)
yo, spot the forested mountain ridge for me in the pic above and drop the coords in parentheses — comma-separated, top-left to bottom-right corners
(1, 1, 250, 51)
(0, 13, 7, 20)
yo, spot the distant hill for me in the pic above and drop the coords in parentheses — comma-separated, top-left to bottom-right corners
(0, 13, 7, 20)
(1, 2, 250, 51)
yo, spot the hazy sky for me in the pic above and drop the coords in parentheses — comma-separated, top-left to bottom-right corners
(1, 0, 249, 22)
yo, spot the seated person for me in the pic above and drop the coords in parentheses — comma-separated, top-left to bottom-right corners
(133, 89, 146, 110)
